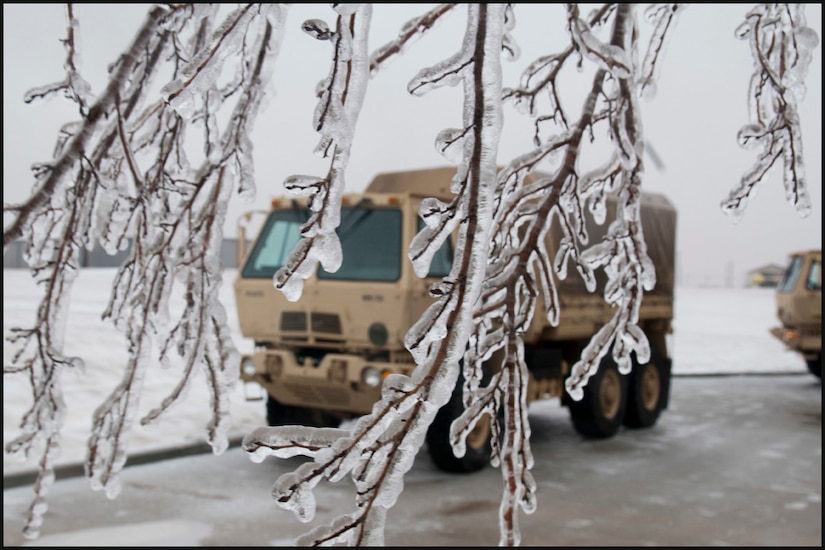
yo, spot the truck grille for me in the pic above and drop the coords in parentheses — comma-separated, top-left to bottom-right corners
(280, 311, 342, 335)
(802, 324, 821, 338)
(284, 384, 349, 407)
(281, 312, 307, 331)
(312, 313, 342, 334)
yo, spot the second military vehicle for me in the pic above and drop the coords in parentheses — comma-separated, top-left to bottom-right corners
(234, 166, 677, 472)
(770, 249, 822, 379)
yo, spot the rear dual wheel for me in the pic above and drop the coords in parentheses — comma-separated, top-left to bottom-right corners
(568, 357, 627, 439)
(624, 348, 668, 429)
(568, 348, 669, 438)
(806, 354, 821, 379)
(426, 372, 494, 473)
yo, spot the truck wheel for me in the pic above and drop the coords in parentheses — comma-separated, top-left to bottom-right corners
(426, 374, 492, 473)
(266, 396, 340, 428)
(806, 354, 821, 379)
(568, 357, 627, 439)
(623, 349, 668, 429)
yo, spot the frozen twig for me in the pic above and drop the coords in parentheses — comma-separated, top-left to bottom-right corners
(721, 3, 818, 221)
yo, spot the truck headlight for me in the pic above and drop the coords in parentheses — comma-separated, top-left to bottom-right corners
(242, 357, 256, 377)
(361, 366, 381, 388)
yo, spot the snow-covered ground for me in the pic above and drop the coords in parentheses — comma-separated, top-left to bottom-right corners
(3, 268, 807, 477)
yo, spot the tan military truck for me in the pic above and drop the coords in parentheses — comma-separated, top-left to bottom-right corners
(770, 249, 821, 379)
(234, 166, 677, 472)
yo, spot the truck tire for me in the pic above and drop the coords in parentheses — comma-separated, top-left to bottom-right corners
(568, 356, 627, 439)
(266, 396, 340, 428)
(426, 374, 492, 473)
(806, 354, 821, 379)
(624, 347, 669, 429)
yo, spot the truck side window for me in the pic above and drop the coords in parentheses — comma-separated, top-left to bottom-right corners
(778, 256, 804, 293)
(241, 211, 306, 278)
(806, 260, 821, 291)
(318, 208, 402, 282)
(417, 219, 453, 278)
(256, 221, 301, 270)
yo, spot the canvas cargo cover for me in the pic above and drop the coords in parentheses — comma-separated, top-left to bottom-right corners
(365, 166, 676, 298)
(366, 166, 455, 199)
(550, 192, 677, 299)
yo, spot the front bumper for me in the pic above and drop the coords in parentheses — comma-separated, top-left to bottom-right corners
(240, 348, 412, 415)
(770, 325, 821, 360)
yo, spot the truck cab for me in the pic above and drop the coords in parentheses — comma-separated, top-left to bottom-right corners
(234, 166, 677, 472)
(770, 249, 822, 379)
(234, 168, 457, 427)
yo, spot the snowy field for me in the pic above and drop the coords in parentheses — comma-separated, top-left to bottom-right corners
(3, 268, 807, 477)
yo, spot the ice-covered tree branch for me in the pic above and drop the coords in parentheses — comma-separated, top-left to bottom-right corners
(4, 3, 285, 539)
(272, 5, 372, 302)
(244, 4, 507, 545)
(258, 2, 665, 546)
(721, 3, 818, 221)
(369, 3, 458, 75)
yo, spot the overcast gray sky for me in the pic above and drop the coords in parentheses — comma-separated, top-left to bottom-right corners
(3, 4, 821, 287)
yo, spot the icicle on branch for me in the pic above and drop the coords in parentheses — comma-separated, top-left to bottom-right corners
(88, 2, 284, 500)
(244, 4, 506, 545)
(721, 3, 818, 221)
(248, 2, 686, 546)
(272, 5, 372, 302)
(2, 5, 189, 538)
(3, 4, 286, 539)
(462, 4, 675, 542)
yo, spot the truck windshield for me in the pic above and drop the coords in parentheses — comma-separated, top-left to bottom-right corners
(806, 259, 821, 291)
(778, 255, 804, 293)
(241, 207, 402, 281)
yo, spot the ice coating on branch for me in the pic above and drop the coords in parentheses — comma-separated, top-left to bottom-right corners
(302, 18, 333, 41)
(273, 6, 371, 305)
(498, 4, 520, 63)
(284, 174, 328, 198)
(535, 220, 561, 327)
(243, 425, 352, 462)
(6, 3, 288, 539)
(275, 238, 317, 302)
(638, 4, 684, 101)
(22, 5, 95, 113)
(435, 127, 468, 163)
(257, 5, 509, 544)
(568, 6, 632, 79)
(406, 7, 478, 98)
(410, 196, 461, 278)
(380, 373, 418, 408)
(404, 297, 451, 365)
(722, 3, 817, 222)
(163, 6, 256, 120)
(274, 461, 325, 521)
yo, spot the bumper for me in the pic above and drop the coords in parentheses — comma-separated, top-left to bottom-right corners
(240, 349, 412, 415)
(770, 326, 821, 360)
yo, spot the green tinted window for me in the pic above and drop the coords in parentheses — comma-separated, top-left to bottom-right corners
(417, 219, 453, 278)
(242, 207, 403, 282)
(778, 256, 804, 293)
(318, 209, 402, 282)
(806, 260, 821, 291)
(241, 210, 306, 278)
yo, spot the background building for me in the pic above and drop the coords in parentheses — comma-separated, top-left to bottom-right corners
(745, 263, 786, 287)
(3, 239, 245, 270)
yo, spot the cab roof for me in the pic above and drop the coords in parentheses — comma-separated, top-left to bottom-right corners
(366, 166, 456, 199)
